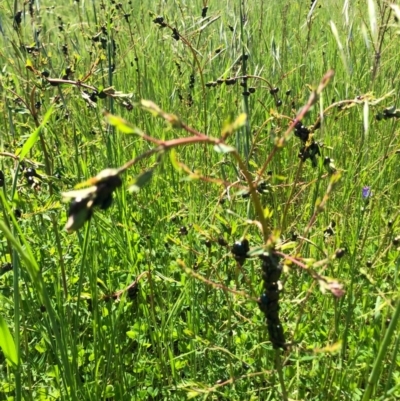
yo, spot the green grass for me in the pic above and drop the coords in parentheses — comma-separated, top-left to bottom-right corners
(0, 0, 399, 400)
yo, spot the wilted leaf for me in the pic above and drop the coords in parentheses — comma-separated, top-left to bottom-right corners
(391, 5, 400, 23)
(246, 247, 265, 257)
(141, 99, 163, 115)
(318, 277, 345, 298)
(81, 91, 97, 108)
(213, 143, 235, 154)
(140, 100, 181, 127)
(129, 169, 154, 193)
(102, 86, 115, 95)
(313, 341, 342, 354)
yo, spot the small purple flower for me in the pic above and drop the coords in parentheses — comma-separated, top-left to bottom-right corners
(362, 186, 372, 200)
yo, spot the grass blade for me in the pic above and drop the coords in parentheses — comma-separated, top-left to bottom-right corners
(0, 314, 18, 367)
(17, 106, 53, 161)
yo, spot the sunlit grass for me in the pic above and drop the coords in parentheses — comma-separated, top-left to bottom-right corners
(0, 0, 399, 400)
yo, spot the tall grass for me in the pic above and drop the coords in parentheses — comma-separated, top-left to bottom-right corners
(0, 0, 399, 400)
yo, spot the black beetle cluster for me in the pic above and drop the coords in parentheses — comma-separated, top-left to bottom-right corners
(189, 74, 195, 89)
(60, 43, 68, 57)
(294, 121, 310, 142)
(299, 142, 321, 167)
(258, 252, 286, 349)
(231, 238, 250, 265)
(24, 45, 39, 55)
(83, 89, 99, 104)
(269, 86, 282, 107)
(62, 66, 73, 80)
(335, 248, 346, 258)
(294, 121, 321, 167)
(104, 281, 139, 302)
(241, 180, 271, 198)
(375, 106, 400, 121)
(153, 16, 167, 28)
(57, 16, 65, 32)
(205, 76, 257, 97)
(205, 77, 239, 88)
(172, 28, 180, 41)
(324, 221, 336, 238)
(64, 169, 122, 233)
(217, 237, 228, 247)
(179, 226, 189, 236)
(0, 263, 12, 276)
(0, 170, 4, 187)
(24, 167, 41, 190)
(127, 282, 139, 300)
(14, 11, 22, 28)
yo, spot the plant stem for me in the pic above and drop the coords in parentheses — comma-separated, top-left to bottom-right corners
(361, 295, 400, 401)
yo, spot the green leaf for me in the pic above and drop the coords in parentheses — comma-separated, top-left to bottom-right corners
(246, 247, 265, 257)
(187, 391, 201, 399)
(25, 58, 34, 72)
(0, 314, 18, 367)
(129, 169, 154, 193)
(232, 113, 247, 130)
(104, 112, 135, 134)
(0, 220, 40, 276)
(14, 108, 30, 115)
(221, 113, 247, 137)
(169, 148, 182, 172)
(18, 106, 53, 161)
(126, 330, 138, 340)
(213, 143, 235, 154)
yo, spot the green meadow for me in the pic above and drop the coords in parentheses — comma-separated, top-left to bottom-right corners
(0, 0, 399, 399)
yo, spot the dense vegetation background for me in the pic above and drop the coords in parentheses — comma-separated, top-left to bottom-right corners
(0, 0, 399, 400)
